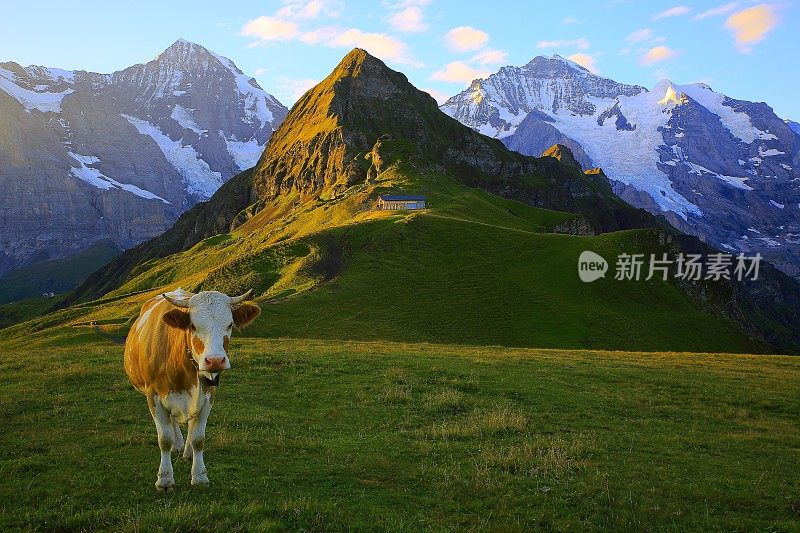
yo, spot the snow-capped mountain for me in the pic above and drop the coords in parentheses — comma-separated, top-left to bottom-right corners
(0, 39, 287, 275)
(442, 55, 800, 276)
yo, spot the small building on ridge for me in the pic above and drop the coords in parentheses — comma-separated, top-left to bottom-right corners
(376, 195, 427, 211)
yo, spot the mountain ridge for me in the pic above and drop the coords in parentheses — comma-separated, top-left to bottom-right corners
(57, 49, 800, 354)
(441, 55, 800, 277)
(0, 39, 288, 277)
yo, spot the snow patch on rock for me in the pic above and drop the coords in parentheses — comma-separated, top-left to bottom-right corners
(0, 67, 74, 113)
(170, 105, 206, 135)
(68, 152, 169, 202)
(122, 114, 222, 198)
(223, 133, 265, 171)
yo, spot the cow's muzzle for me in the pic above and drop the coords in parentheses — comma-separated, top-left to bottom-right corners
(202, 355, 229, 372)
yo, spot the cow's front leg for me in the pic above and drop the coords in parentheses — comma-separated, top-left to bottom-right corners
(150, 395, 176, 491)
(189, 395, 213, 485)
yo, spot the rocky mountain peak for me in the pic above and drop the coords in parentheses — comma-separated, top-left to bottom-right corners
(0, 40, 288, 277)
(444, 58, 800, 277)
(251, 49, 434, 199)
(248, 49, 647, 246)
(543, 143, 581, 169)
(329, 48, 374, 77)
(655, 80, 684, 106)
(156, 38, 213, 63)
(441, 54, 647, 140)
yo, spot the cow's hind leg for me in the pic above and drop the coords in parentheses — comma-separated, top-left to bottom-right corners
(149, 395, 176, 491)
(182, 436, 193, 462)
(189, 398, 213, 485)
(172, 419, 185, 456)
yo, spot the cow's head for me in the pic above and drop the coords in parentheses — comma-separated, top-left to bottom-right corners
(161, 290, 261, 376)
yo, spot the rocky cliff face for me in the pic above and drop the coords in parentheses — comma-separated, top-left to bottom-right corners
(441, 55, 644, 138)
(0, 39, 287, 275)
(441, 56, 800, 277)
(501, 109, 593, 169)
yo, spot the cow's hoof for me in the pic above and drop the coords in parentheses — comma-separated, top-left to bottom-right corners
(191, 477, 210, 486)
(155, 480, 176, 492)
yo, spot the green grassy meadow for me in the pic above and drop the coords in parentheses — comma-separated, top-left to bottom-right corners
(1, 161, 796, 531)
(1, 329, 799, 531)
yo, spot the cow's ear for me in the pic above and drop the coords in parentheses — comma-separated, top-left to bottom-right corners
(233, 302, 261, 330)
(163, 309, 191, 329)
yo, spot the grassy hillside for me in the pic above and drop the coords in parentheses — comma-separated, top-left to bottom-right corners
(0, 163, 762, 354)
(248, 217, 759, 352)
(1, 331, 798, 531)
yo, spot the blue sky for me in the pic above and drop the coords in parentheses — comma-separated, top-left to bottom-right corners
(1, 1, 798, 118)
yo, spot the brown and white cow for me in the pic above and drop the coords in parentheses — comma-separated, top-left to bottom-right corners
(124, 288, 260, 490)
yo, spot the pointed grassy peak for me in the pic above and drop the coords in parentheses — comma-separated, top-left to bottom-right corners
(251, 47, 528, 202)
(327, 48, 392, 80)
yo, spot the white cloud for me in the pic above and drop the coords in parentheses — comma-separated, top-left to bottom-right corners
(254, 68, 267, 76)
(299, 25, 343, 44)
(653, 6, 690, 20)
(276, 0, 342, 19)
(241, 3, 421, 67)
(562, 16, 583, 25)
(388, 6, 428, 32)
(278, 76, 319, 102)
(239, 0, 427, 67)
(640, 45, 678, 65)
(470, 49, 508, 65)
(567, 53, 599, 73)
(692, 2, 740, 21)
(388, 0, 431, 6)
(445, 26, 489, 52)
(240, 16, 300, 43)
(625, 28, 653, 43)
(725, 4, 778, 52)
(536, 37, 590, 50)
(421, 87, 450, 105)
(430, 61, 490, 84)
(330, 28, 422, 66)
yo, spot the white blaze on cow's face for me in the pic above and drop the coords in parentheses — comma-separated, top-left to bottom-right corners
(184, 291, 234, 373)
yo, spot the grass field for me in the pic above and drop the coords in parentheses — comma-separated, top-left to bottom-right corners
(1, 329, 799, 531)
(2, 156, 795, 531)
